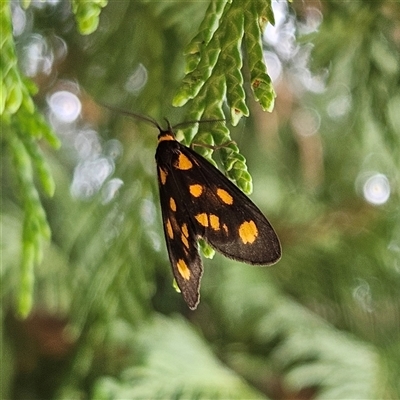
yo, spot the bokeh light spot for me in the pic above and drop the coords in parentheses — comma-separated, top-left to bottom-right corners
(48, 91, 82, 123)
(362, 173, 390, 205)
(102, 178, 124, 204)
(70, 158, 114, 200)
(125, 63, 148, 94)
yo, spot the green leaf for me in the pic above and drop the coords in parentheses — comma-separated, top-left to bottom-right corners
(244, 1, 276, 112)
(92, 316, 267, 399)
(72, 0, 108, 35)
(198, 238, 215, 259)
(173, 0, 276, 194)
(174, 0, 274, 121)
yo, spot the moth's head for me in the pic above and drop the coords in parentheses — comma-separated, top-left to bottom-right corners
(157, 128, 176, 143)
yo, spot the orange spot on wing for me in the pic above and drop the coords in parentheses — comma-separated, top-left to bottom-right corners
(181, 223, 189, 238)
(170, 197, 177, 212)
(238, 220, 258, 244)
(189, 184, 203, 197)
(195, 213, 208, 227)
(209, 214, 220, 230)
(216, 188, 233, 205)
(181, 223, 190, 248)
(159, 168, 168, 185)
(177, 259, 191, 280)
(166, 219, 174, 239)
(181, 234, 189, 249)
(175, 152, 193, 170)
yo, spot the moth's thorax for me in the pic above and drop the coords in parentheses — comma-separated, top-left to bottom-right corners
(155, 131, 181, 164)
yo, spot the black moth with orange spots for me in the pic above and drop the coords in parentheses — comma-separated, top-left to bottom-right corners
(109, 106, 282, 309)
(154, 121, 281, 310)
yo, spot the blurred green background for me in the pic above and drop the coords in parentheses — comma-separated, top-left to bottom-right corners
(2, 1, 400, 399)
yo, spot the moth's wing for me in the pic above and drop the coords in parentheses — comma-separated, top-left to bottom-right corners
(157, 160, 203, 310)
(156, 139, 281, 309)
(184, 148, 282, 265)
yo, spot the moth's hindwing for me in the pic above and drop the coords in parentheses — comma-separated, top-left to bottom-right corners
(155, 129, 281, 309)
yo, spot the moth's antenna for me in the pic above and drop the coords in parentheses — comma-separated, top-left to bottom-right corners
(101, 103, 163, 131)
(102, 103, 226, 131)
(163, 117, 174, 132)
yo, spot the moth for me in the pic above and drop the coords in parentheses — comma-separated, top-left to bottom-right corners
(153, 119, 281, 309)
(113, 108, 281, 309)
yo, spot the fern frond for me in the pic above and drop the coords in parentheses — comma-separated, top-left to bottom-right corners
(92, 316, 268, 399)
(204, 263, 381, 399)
